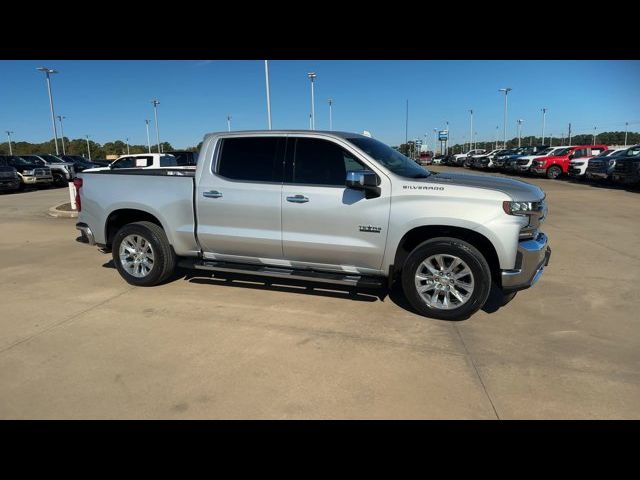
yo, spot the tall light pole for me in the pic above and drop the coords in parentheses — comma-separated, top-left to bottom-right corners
(126, 137, 130, 155)
(469, 109, 474, 150)
(309, 113, 312, 130)
(445, 121, 450, 154)
(6, 131, 14, 155)
(264, 60, 272, 130)
(227, 115, 232, 132)
(85, 135, 91, 161)
(495, 125, 499, 150)
(433, 128, 438, 155)
(541, 107, 547, 145)
(568, 122, 572, 145)
(624, 121, 628, 146)
(56, 115, 67, 154)
(517, 119, 523, 147)
(36, 66, 60, 154)
(328, 98, 333, 131)
(405, 100, 409, 146)
(151, 99, 161, 153)
(593, 126, 597, 145)
(549, 134, 553, 147)
(307, 72, 316, 130)
(145, 120, 151, 153)
(498, 87, 512, 149)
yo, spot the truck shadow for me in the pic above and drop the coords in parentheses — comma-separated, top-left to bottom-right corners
(102, 261, 513, 318)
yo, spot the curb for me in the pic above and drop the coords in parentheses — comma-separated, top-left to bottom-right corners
(48, 202, 78, 218)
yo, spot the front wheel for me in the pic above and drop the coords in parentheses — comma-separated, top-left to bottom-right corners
(546, 165, 562, 179)
(112, 221, 176, 286)
(401, 237, 492, 320)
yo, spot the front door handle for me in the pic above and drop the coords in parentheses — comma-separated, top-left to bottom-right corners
(203, 190, 223, 199)
(286, 195, 309, 203)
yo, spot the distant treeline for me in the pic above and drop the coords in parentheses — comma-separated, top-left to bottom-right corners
(0, 138, 200, 159)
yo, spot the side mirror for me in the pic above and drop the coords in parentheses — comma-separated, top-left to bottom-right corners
(346, 170, 381, 199)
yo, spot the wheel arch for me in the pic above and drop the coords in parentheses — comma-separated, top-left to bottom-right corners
(392, 225, 502, 286)
(104, 208, 165, 248)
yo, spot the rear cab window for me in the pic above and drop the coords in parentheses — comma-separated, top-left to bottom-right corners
(216, 137, 284, 183)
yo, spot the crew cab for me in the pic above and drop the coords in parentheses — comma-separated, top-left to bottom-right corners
(502, 146, 550, 172)
(513, 146, 566, 174)
(75, 130, 551, 321)
(453, 148, 487, 165)
(83, 153, 194, 172)
(20, 154, 75, 186)
(566, 146, 610, 178)
(585, 148, 635, 182)
(610, 145, 640, 186)
(0, 155, 53, 188)
(530, 145, 608, 179)
(471, 149, 504, 169)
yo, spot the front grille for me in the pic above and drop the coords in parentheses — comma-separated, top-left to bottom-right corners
(34, 168, 51, 177)
(587, 160, 605, 171)
(516, 159, 530, 165)
(0, 171, 16, 178)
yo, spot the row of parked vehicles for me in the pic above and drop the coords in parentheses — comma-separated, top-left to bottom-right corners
(0, 151, 198, 192)
(422, 144, 640, 186)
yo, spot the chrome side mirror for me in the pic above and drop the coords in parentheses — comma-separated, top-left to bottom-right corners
(345, 170, 381, 199)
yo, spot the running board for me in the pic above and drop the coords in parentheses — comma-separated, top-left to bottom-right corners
(178, 259, 384, 289)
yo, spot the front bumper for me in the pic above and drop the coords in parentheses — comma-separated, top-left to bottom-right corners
(0, 178, 20, 190)
(501, 232, 551, 292)
(567, 166, 586, 177)
(585, 171, 608, 180)
(515, 164, 531, 172)
(23, 175, 54, 184)
(612, 173, 640, 185)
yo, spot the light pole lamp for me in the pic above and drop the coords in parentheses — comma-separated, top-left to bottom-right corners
(498, 87, 512, 149)
(541, 107, 548, 145)
(307, 72, 316, 130)
(57, 115, 67, 155)
(328, 98, 333, 131)
(36, 66, 60, 154)
(145, 120, 151, 153)
(151, 99, 161, 153)
(6, 130, 14, 155)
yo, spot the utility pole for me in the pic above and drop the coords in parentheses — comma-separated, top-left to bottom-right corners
(85, 135, 91, 161)
(517, 119, 523, 147)
(624, 122, 628, 146)
(6, 131, 14, 155)
(36, 66, 60, 154)
(151, 99, 161, 153)
(145, 120, 151, 153)
(307, 72, 316, 130)
(264, 60, 272, 130)
(57, 115, 67, 155)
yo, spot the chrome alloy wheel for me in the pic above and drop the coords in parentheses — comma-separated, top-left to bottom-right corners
(119, 234, 155, 278)
(414, 254, 475, 310)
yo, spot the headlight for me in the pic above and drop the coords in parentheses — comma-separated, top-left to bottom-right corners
(24, 169, 35, 175)
(503, 201, 534, 216)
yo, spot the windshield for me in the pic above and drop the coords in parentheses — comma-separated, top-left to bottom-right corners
(12, 156, 38, 166)
(20, 155, 45, 164)
(534, 148, 554, 156)
(347, 137, 430, 178)
(38, 154, 65, 163)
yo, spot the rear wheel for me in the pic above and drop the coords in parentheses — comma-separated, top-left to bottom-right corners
(112, 221, 176, 287)
(546, 165, 562, 179)
(401, 237, 492, 320)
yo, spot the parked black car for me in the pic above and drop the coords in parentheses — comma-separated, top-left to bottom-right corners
(585, 149, 629, 182)
(0, 163, 20, 191)
(58, 155, 100, 172)
(0, 155, 53, 189)
(611, 145, 640, 186)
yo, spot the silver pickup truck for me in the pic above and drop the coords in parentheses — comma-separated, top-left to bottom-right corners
(75, 130, 551, 320)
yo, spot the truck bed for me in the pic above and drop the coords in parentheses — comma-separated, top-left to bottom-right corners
(79, 169, 199, 255)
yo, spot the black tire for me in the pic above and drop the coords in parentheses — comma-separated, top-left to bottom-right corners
(546, 165, 562, 179)
(401, 237, 492, 321)
(112, 221, 176, 287)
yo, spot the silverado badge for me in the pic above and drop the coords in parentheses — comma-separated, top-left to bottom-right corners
(359, 225, 382, 233)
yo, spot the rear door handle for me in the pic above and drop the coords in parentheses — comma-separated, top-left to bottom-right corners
(286, 195, 309, 203)
(203, 190, 223, 198)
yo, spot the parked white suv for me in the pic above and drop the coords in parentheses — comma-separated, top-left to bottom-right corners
(83, 153, 194, 172)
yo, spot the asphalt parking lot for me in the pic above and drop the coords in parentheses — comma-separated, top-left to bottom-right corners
(0, 169, 639, 419)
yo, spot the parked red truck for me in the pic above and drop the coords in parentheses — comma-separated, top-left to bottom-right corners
(530, 144, 608, 179)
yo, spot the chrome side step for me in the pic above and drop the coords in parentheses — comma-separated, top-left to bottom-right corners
(178, 259, 384, 289)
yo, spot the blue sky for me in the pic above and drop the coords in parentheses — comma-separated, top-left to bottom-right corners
(1, 60, 638, 149)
